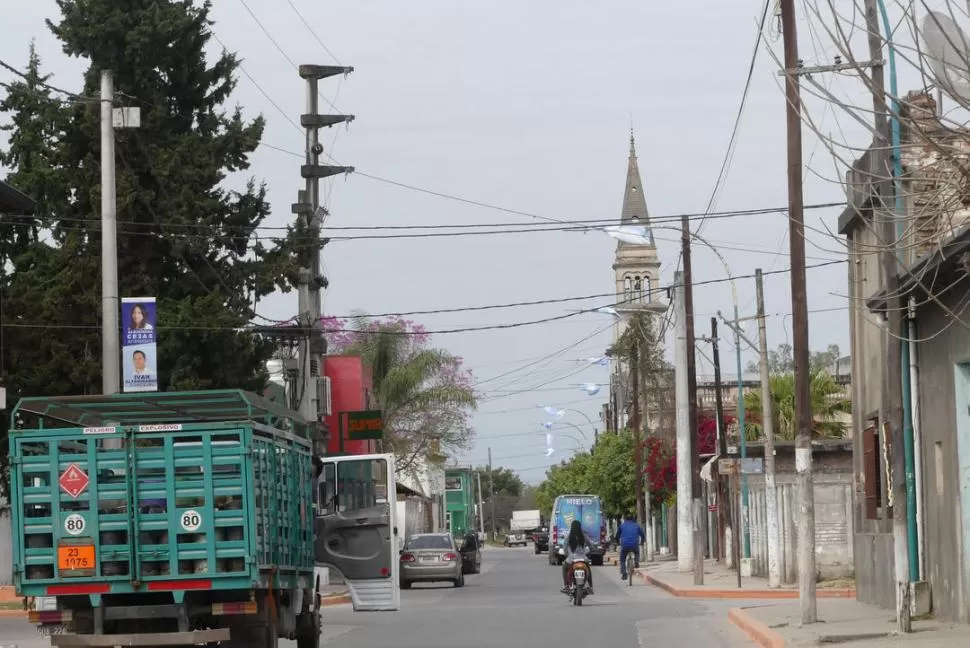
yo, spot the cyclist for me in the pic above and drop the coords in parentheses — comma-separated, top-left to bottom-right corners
(560, 519, 596, 595)
(615, 512, 646, 580)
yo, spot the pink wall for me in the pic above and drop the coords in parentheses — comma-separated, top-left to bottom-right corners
(323, 355, 376, 455)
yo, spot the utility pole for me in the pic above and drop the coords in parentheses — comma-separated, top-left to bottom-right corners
(779, 0, 817, 623)
(709, 318, 730, 566)
(476, 471, 485, 538)
(488, 447, 497, 540)
(638, 332, 654, 562)
(631, 334, 644, 529)
(294, 65, 354, 430)
(673, 271, 692, 572)
(862, 0, 911, 631)
(756, 269, 782, 588)
(682, 215, 704, 586)
(100, 70, 120, 395)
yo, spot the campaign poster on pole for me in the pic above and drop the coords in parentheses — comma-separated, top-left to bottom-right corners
(121, 297, 158, 393)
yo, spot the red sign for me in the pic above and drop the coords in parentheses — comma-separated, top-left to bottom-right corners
(59, 464, 90, 498)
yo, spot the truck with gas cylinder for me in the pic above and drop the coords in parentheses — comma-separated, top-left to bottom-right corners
(8, 390, 400, 647)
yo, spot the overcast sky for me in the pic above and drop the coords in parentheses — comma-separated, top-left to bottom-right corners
(6, 0, 948, 482)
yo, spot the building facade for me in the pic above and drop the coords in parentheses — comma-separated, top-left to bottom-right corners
(840, 91, 970, 621)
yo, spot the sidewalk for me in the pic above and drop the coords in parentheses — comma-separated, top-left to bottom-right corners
(637, 559, 855, 599)
(730, 600, 970, 646)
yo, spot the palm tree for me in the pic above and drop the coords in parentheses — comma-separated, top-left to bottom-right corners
(742, 368, 851, 441)
(343, 317, 477, 470)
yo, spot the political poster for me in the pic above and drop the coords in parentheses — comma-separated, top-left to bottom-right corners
(121, 297, 157, 393)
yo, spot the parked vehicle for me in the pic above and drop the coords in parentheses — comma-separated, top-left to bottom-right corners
(533, 526, 549, 554)
(399, 533, 464, 588)
(565, 557, 593, 606)
(9, 390, 401, 648)
(503, 531, 529, 547)
(459, 532, 482, 574)
(547, 494, 607, 566)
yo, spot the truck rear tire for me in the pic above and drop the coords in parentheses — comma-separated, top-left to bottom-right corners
(296, 609, 320, 648)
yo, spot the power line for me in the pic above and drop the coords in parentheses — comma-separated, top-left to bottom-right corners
(284, 0, 343, 65)
(0, 261, 847, 336)
(0, 58, 96, 102)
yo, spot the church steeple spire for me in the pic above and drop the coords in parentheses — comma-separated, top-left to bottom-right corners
(620, 132, 653, 246)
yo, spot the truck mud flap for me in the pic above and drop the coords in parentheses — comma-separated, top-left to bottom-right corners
(50, 629, 229, 646)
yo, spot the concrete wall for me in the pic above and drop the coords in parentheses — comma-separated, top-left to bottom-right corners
(845, 216, 897, 611)
(741, 447, 854, 581)
(909, 285, 969, 622)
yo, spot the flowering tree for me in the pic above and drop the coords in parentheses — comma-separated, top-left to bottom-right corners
(322, 315, 477, 470)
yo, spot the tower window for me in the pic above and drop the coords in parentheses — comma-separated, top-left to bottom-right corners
(633, 276, 642, 302)
(623, 277, 633, 301)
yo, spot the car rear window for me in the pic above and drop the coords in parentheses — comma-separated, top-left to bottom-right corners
(406, 535, 452, 549)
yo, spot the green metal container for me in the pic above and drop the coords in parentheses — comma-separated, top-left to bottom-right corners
(9, 390, 315, 599)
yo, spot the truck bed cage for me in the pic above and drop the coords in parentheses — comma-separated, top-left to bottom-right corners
(11, 389, 309, 432)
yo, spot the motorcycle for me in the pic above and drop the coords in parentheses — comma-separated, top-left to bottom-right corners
(565, 558, 592, 606)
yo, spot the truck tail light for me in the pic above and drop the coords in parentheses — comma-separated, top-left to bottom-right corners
(552, 527, 558, 544)
(29, 610, 73, 625)
(600, 525, 607, 543)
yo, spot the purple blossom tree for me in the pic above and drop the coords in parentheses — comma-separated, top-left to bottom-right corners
(321, 314, 477, 470)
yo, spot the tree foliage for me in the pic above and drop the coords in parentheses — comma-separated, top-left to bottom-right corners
(0, 2, 297, 497)
(742, 369, 851, 440)
(609, 312, 675, 436)
(325, 315, 476, 470)
(745, 343, 843, 375)
(475, 465, 523, 499)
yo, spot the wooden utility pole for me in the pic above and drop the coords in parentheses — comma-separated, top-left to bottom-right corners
(631, 335, 644, 528)
(488, 448, 497, 541)
(756, 269, 782, 588)
(709, 318, 730, 564)
(863, 0, 911, 631)
(682, 214, 704, 585)
(779, 0, 817, 623)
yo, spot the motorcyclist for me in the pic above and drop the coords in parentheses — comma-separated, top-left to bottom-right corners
(615, 512, 646, 580)
(560, 519, 595, 595)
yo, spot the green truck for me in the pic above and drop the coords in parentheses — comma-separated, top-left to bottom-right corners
(9, 390, 400, 647)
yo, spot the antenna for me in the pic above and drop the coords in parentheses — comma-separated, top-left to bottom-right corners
(921, 10, 970, 104)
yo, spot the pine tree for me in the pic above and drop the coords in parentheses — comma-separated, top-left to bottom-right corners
(1, 0, 297, 397)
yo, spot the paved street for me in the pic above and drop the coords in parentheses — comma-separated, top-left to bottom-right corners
(0, 546, 751, 648)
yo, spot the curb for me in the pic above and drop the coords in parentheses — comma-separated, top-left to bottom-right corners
(0, 609, 26, 618)
(641, 571, 856, 599)
(727, 607, 786, 648)
(320, 593, 352, 607)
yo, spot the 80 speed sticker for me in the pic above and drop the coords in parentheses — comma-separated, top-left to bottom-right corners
(180, 510, 202, 532)
(64, 513, 86, 536)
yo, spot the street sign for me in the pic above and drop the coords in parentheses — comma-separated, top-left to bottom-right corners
(59, 464, 90, 498)
(347, 410, 384, 441)
(717, 458, 740, 476)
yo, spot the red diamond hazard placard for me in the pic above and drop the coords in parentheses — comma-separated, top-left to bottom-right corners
(59, 464, 89, 499)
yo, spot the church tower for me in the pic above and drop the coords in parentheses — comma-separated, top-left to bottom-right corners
(610, 132, 665, 431)
(612, 132, 664, 342)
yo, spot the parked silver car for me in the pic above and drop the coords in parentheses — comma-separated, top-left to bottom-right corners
(399, 533, 464, 589)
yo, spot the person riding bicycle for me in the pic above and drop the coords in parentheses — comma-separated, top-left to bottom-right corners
(560, 519, 595, 595)
(615, 512, 646, 580)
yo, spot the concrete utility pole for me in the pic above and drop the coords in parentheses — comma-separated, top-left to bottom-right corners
(862, 0, 911, 631)
(681, 216, 704, 586)
(488, 448, 497, 540)
(294, 65, 354, 427)
(756, 269, 782, 588)
(674, 271, 692, 572)
(779, 0, 817, 623)
(631, 335, 644, 529)
(100, 70, 120, 395)
(709, 318, 730, 565)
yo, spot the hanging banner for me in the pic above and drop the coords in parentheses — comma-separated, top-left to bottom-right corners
(121, 297, 158, 393)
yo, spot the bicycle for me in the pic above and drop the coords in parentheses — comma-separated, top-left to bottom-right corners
(625, 550, 636, 587)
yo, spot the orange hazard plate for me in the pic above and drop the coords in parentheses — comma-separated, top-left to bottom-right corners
(57, 545, 96, 571)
